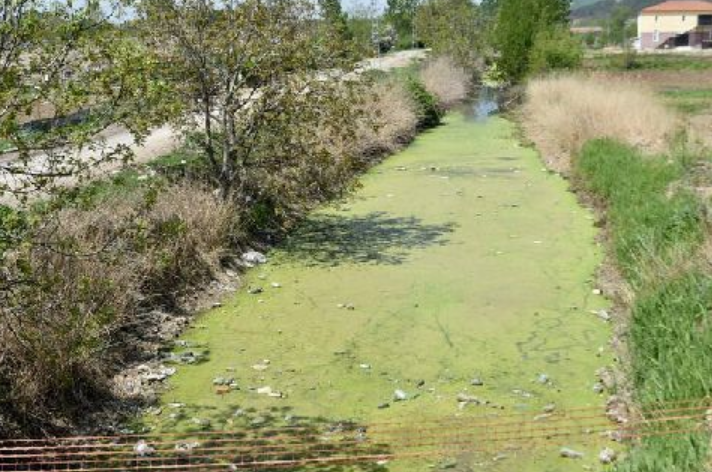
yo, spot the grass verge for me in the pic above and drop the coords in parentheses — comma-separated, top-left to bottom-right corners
(574, 139, 711, 471)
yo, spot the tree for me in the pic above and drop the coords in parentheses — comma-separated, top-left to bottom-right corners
(493, 0, 571, 81)
(606, 6, 634, 47)
(0, 0, 171, 202)
(320, 0, 352, 41)
(386, 0, 419, 48)
(528, 26, 583, 75)
(414, 0, 481, 67)
(136, 0, 363, 221)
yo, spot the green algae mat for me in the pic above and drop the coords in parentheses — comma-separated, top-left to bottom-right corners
(149, 113, 613, 471)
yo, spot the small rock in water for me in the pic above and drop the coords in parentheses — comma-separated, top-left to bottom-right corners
(248, 286, 263, 295)
(242, 250, 267, 266)
(471, 378, 484, 386)
(592, 288, 602, 295)
(456, 393, 481, 404)
(271, 282, 281, 288)
(599, 448, 617, 464)
(537, 373, 551, 385)
(359, 363, 371, 370)
(134, 440, 155, 457)
(543, 403, 556, 413)
(377, 402, 390, 409)
(393, 389, 408, 401)
(560, 447, 584, 459)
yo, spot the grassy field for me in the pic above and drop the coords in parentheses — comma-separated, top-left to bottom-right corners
(145, 113, 613, 471)
(585, 53, 712, 72)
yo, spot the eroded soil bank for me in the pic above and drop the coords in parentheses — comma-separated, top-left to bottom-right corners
(147, 111, 613, 471)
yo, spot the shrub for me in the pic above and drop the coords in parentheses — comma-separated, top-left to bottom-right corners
(528, 27, 583, 76)
(0, 184, 235, 435)
(406, 77, 442, 129)
(354, 78, 419, 157)
(419, 56, 472, 109)
(523, 74, 678, 173)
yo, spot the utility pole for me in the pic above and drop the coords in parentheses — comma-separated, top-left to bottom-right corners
(371, 0, 380, 56)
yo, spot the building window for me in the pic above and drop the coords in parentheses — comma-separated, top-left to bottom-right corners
(654, 30, 660, 42)
(700, 15, 712, 25)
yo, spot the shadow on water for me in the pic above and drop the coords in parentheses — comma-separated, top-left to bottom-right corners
(279, 212, 457, 267)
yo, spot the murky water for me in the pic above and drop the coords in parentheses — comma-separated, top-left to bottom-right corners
(151, 112, 613, 471)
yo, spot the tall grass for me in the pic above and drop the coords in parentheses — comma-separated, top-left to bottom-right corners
(523, 75, 678, 173)
(574, 139, 711, 471)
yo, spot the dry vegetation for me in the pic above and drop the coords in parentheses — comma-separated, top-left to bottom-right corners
(522, 74, 679, 173)
(419, 56, 472, 109)
(354, 79, 419, 157)
(0, 184, 234, 434)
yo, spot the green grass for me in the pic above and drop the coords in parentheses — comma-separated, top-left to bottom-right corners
(661, 89, 712, 115)
(586, 53, 712, 71)
(575, 139, 711, 471)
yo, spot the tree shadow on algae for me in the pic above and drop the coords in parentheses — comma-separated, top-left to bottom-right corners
(280, 211, 457, 267)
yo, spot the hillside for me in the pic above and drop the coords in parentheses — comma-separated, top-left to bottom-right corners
(572, 0, 657, 19)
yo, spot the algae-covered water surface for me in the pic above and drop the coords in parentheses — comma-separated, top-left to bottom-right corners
(151, 111, 613, 471)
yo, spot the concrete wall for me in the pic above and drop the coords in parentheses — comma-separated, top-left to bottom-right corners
(638, 12, 699, 34)
(640, 31, 679, 48)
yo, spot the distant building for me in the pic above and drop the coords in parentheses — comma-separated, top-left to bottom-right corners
(638, 0, 712, 49)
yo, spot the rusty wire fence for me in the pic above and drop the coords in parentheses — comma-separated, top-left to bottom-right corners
(1, 400, 710, 471)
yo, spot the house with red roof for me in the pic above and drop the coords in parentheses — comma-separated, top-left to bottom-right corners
(638, 0, 712, 49)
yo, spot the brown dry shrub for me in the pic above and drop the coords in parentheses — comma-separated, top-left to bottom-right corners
(419, 56, 472, 109)
(354, 79, 418, 157)
(522, 74, 679, 174)
(0, 184, 234, 435)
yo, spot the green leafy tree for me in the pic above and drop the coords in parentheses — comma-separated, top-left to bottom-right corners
(414, 0, 481, 67)
(606, 6, 634, 47)
(0, 0, 171, 201)
(528, 26, 583, 75)
(386, 0, 418, 48)
(493, 0, 571, 81)
(137, 0, 363, 214)
(320, 0, 352, 41)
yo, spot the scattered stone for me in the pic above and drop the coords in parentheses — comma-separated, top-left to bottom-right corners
(271, 282, 281, 288)
(592, 309, 611, 322)
(248, 286, 263, 295)
(440, 458, 458, 469)
(456, 393, 481, 404)
(416, 379, 426, 387)
(252, 361, 270, 371)
(543, 403, 556, 413)
(592, 288, 602, 295)
(226, 269, 237, 278)
(134, 440, 155, 457)
(242, 250, 267, 266)
(378, 402, 390, 409)
(606, 395, 629, 424)
(251, 416, 266, 426)
(471, 378, 484, 386)
(174, 441, 200, 455)
(396, 166, 408, 171)
(211, 302, 222, 308)
(536, 373, 551, 385)
(493, 453, 508, 462)
(560, 447, 584, 459)
(393, 389, 408, 401)
(345, 303, 355, 310)
(257, 386, 273, 395)
(213, 377, 234, 386)
(593, 382, 605, 394)
(599, 448, 617, 464)
(534, 413, 552, 421)
(268, 391, 284, 398)
(359, 364, 371, 370)
(167, 403, 184, 409)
